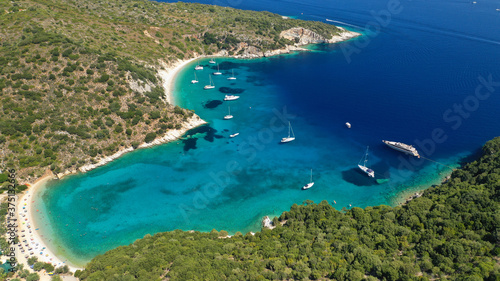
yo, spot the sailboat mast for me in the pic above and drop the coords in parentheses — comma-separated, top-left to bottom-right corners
(364, 146, 369, 166)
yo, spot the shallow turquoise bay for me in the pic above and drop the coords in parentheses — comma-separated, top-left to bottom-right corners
(33, 0, 500, 266)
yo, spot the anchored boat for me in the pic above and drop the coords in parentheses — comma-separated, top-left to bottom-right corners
(382, 140, 420, 158)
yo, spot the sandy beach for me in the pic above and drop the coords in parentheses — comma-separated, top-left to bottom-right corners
(158, 56, 200, 105)
(16, 170, 83, 273)
(15, 57, 206, 272)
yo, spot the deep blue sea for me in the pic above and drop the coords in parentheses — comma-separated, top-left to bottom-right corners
(33, 0, 500, 266)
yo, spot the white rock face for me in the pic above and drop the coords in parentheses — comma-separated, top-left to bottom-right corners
(280, 26, 360, 45)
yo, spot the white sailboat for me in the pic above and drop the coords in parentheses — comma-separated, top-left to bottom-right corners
(224, 106, 233, 119)
(302, 169, 314, 190)
(224, 95, 239, 101)
(230, 133, 239, 138)
(358, 146, 375, 178)
(280, 122, 295, 143)
(204, 75, 215, 90)
(213, 64, 222, 75)
(191, 72, 199, 84)
(209, 58, 216, 64)
(227, 69, 236, 80)
(194, 60, 203, 70)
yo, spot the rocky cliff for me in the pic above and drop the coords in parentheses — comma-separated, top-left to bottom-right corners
(280, 27, 360, 45)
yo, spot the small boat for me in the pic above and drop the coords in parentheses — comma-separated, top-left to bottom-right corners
(280, 122, 295, 143)
(358, 146, 375, 178)
(209, 58, 216, 64)
(382, 140, 420, 158)
(224, 106, 233, 120)
(224, 95, 239, 101)
(191, 72, 199, 84)
(230, 133, 239, 138)
(213, 64, 222, 75)
(194, 60, 203, 70)
(345, 122, 351, 128)
(227, 69, 236, 80)
(302, 169, 314, 190)
(204, 75, 215, 90)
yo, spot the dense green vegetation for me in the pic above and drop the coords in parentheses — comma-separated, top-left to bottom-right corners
(0, 0, 341, 182)
(78, 138, 500, 280)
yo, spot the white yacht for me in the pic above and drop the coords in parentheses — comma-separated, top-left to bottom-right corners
(382, 140, 420, 158)
(302, 169, 314, 190)
(358, 146, 375, 178)
(224, 106, 233, 119)
(204, 75, 215, 90)
(224, 95, 239, 101)
(280, 122, 295, 143)
(230, 133, 239, 138)
(209, 58, 216, 64)
(227, 69, 236, 80)
(213, 64, 222, 75)
(194, 60, 203, 70)
(191, 72, 198, 84)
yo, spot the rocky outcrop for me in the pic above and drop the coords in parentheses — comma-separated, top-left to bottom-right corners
(262, 216, 275, 230)
(280, 27, 360, 45)
(231, 27, 360, 59)
(139, 114, 206, 148)
(232, 45, 308, 59)
(327, 27, 361, 43)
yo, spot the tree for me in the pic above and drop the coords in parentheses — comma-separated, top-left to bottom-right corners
(51, 275, 63, 281)
(27, 256, 38, 266)
(26, 273, 40, 281)
(144, 132, 156, 143)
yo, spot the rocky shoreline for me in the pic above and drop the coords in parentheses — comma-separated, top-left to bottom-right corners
(55, 115, 206, 179)
(222, 27, 360, 59)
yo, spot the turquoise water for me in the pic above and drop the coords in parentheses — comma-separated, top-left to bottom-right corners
(34, 0, 500, 266)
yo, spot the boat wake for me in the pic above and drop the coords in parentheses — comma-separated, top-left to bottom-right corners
(325, 18, 364, 29)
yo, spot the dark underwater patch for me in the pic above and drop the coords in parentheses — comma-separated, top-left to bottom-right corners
(219, 87, 245, 94)
(203, 100, 223, 109)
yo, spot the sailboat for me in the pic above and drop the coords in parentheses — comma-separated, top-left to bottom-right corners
(191, 72, 198, 84)
(204, 75, 215, 89)
(302, 169, 314, 190)
(209, 58, 216, 64)
(227, 69, 236, 80)
(280, 122, 295, 143)
(358, 146, 375, 178)
(213, 64, 222, 75)
(194, 60, 203, 70)
(224, 106, 233, 119)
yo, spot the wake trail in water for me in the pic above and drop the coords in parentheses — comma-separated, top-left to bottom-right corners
(325, 19, 364, 29)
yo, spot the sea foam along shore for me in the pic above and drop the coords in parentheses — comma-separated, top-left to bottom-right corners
(17, 170, 83, 272)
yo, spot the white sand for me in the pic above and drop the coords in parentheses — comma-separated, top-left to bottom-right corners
(158, 57, 200, 105)
(16, 171, 83, 273)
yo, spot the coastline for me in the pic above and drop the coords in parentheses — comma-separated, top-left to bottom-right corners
(24, 29, 361, 270)
(16, 170, 83, 272)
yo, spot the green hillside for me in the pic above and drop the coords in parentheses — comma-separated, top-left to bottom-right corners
(0, 0, 343, 182)
(78, 138, 500, 280)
